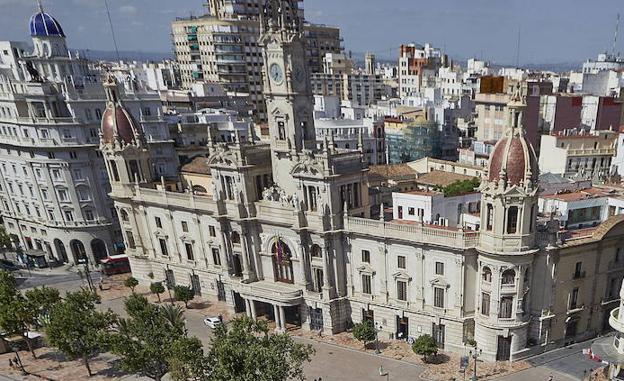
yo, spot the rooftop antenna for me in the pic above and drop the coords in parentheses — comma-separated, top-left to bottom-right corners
(103, 0, 121, 62)
(613, 13, 620, 57)
(515, 26, 521, 68)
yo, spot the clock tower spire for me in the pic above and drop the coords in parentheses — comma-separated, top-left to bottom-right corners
(259, 0, 316, 192)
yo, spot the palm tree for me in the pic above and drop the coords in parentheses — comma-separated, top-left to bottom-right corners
(159, 304, 186, 335)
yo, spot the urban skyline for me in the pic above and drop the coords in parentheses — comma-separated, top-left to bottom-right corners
(2, 0, 624, 65)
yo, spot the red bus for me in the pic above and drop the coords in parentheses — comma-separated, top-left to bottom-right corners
(100, 254, 131, 276)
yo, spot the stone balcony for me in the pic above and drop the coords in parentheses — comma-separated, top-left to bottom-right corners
(345, 217, 479, 250)
(234, 280, 304, 305)
(610, 307, 624, 333)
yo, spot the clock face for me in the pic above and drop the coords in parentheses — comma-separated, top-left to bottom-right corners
(269, 63, 284, 84)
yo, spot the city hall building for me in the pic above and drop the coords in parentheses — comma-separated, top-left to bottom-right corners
(102, 0, 624, 362)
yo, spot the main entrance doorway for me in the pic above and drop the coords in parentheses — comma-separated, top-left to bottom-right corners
(496, 336, 512, 361)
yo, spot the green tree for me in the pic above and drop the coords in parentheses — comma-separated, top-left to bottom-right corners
(173, 285, 194, 308)
(150, 282, 165, 303)
(352, 320, 377, 350)
(205, 316, 314, 381)
(412, 334, 438, 363)
(25, 286, 61, 328)
(124, 277, 139, 293)
(0, 226, 13, 260)
(0, 271, 39, 358)
(159, 304, 186, 333)
(168, 336, 206, 381)
(106, 294, 196, 381)
(45, 289, 116, 376)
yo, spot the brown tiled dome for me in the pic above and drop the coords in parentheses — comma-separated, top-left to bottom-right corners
(487, 134, 537, 187)
(101, 105, 141, 145)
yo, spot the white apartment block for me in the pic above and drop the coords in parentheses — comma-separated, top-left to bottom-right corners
(0, 6, 177, 266)
(538, 131, 617, 181)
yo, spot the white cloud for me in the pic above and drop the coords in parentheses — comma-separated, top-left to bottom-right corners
(119, 5, 137, 15)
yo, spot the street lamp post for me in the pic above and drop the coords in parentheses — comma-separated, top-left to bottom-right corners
(469, 348, 482, 381)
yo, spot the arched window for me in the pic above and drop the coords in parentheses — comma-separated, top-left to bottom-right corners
(502, 269, 516, 285)
(192, 185, 207, 194)
(272, 239, 294, 284)
(482, 266, 492, 283)
(120, 209, 129, 222)
(506, 206, 518, 234)
(486, 204, 493, 231)
(311, 244, 322, 258)
(231, 232, 240, 245)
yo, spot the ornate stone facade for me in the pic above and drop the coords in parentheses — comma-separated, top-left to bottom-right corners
(104, 0, 624, 362)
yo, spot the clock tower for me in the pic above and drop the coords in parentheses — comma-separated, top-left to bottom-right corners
(259, 0, 316, 192)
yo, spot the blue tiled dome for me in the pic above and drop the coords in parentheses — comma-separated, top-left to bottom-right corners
(29, 11, 65, 38)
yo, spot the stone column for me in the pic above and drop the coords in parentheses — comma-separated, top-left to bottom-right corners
(295, 237, 308, 288)
(322, 244, 332, 299)
(250, 299, 257, 320)
(279, 306, 286, 332)
(240, 227, 252, 279)
(245, 299, 252, 318)
(273, 304, 281, 331)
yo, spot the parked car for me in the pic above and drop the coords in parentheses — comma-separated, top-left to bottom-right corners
(203, 316, 223, 329)
(0, 259, 19, 272)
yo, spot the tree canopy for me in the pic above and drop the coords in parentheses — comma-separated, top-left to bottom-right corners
(412, 334, 438, 363)
(352, 320, 377, 350)
(204, 317, 314, 381)
(0, 272, 60, 358)
(173, 285, 194, 308)
(106, 294, 197, 381)
(437, 177, 480, 197)
(150, 281, 165, 303)
(45, 289, 116, 376)
(124, 277, 139, 293)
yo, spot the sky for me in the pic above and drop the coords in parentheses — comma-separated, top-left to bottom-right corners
(2, 0, 623, 64)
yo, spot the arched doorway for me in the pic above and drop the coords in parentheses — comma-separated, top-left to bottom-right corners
(70, 240, 87, 264)
(54, 239, 68, 263)
(271, 239, 294, 284)
(90, 239, 108, 264)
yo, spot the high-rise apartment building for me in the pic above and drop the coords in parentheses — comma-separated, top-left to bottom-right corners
(172, 0, 342, 121)
(0, 5, 177, 266)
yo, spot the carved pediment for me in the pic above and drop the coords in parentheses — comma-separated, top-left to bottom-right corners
(429, 277, 450, 288)
(357, 264, 375, 275)
(208, 145, 237, 168)
(291, 152, 324, 178)
(392, 270, 412, 281)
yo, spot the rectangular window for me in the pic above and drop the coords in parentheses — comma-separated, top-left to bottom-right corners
(435, 262, 444, 275)
(481, 293, 490, 315)
(574, 261, 583, 278)
(397, 280, 407, 301)
(499, 296, 513, 318)
(209, 226, 216, 237)
(181, 221, 189, 232)
(434, 287, 445, 308)
(486, 204, 493, 231)
(155, 217, 162, 228)
(84, 210, 94, 221)
(212, 248, 221, 266)
(52, 169, 61, 180)
(126, 231, 136, 249)
(570, 288, 579, 309)
(185, 243, 194, 260)
(361, 250, 370, 263)
(58, 189, 68, 201)
(408, 207, 415, 216)
(159, 238, 168, 256)
(397, 255, 406, 269)
(362, 274, 372, 294)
